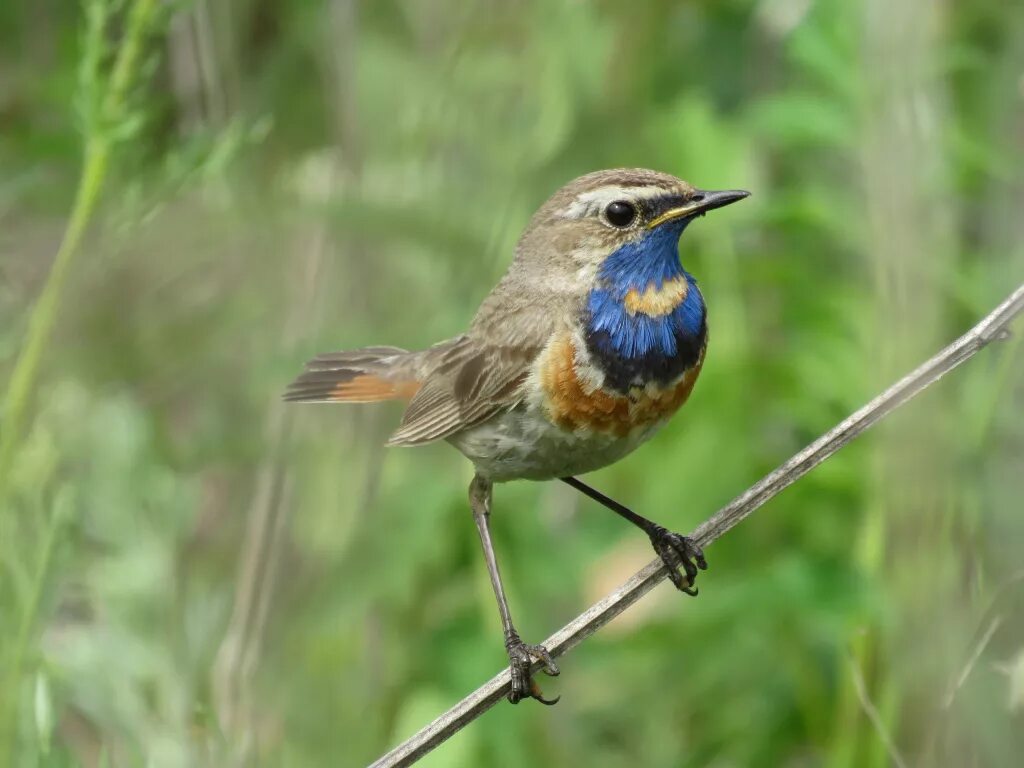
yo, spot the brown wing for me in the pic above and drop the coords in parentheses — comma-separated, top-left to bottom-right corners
(387, 260, 577, 446)
(386, 335, 537, 446)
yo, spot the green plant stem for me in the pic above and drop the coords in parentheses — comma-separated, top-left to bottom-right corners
(0, 0, 159, 756)
(970, 326, 1023, 449)
(0, 500, 68, 762)
(0, 0, 157, 513)
(0, 138, 109, 510)
(104, 0, 158, 118)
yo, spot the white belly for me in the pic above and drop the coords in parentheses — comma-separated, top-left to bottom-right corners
(447, 404, 663, 482)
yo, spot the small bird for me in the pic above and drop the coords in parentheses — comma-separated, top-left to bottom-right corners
(285, 169, 749, 704)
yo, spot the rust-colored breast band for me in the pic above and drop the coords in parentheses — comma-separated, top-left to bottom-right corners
(539, 333, 704, 436)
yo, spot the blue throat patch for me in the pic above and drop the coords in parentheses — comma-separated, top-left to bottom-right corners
(584, 221, 707, 391)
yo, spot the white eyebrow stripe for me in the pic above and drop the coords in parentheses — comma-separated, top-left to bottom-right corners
(558, 185, 677, 219)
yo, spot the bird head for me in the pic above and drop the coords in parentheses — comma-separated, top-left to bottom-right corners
(515, 168, 749, 290)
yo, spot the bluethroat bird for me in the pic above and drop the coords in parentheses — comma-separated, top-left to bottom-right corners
(285, 169, 749, 704)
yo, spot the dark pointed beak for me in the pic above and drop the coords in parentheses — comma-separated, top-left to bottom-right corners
(647, 188, 751, 229)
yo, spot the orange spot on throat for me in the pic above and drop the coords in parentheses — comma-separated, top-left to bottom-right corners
(622, 275, 689, 317)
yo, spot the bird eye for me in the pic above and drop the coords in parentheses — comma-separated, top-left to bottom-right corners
(604, 200, 637, 228)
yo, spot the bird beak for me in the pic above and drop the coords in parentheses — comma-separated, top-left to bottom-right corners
(647, 189, 751, 229)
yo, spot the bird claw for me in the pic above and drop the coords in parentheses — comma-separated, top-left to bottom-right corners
(505, 631, 559, 705)
(648, 526, 707, 595)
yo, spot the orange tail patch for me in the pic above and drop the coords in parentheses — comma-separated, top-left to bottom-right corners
(329, 374, 421, 402)
(284, 360, 421, 403)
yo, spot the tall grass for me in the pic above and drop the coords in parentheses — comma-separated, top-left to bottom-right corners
(0, 0, 159, 506)
(0, 0, 162, 761)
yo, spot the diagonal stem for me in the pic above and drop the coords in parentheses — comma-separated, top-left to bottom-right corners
(0, 0, 160, 515)
(366, 281, 1024, 768)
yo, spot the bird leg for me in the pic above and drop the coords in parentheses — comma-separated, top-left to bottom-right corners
(469, 475, 559, 704)
(560, 476, 707, 595)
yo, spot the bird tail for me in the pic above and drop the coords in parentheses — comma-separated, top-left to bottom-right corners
(283, 346, 422, 403)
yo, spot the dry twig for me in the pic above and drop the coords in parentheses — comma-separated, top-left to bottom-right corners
(369, 283, 1024, 768)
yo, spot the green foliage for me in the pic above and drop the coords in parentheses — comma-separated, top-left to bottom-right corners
(1, 0, 1023, 765)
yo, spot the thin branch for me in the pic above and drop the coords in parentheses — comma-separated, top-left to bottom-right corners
(943, 616, 1002, 709)
(369, 283, 1024, 768)
(943, 568, 1024, 708)
(847, 651, 909, 768)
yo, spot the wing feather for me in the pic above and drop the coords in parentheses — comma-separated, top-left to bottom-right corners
(387, 340, 537, 447)
(386, 273, 572, 447)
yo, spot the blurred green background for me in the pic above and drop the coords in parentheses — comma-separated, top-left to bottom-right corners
(1, 0, 1023, 766)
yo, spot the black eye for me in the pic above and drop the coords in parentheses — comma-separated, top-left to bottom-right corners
(604, 200, 637, 228)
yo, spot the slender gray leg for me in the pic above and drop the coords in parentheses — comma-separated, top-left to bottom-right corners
(561, 476, 708, 595)
(469, 474, 559, 704)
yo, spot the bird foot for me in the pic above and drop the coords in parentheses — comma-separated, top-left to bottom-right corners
(505, 630, 559, 705)
(648, 526, 707, 595)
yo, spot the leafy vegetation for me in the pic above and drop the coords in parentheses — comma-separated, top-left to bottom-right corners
(1, 0, 1022, 765)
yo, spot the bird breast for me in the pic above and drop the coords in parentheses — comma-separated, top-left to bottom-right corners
(534, 331, 704, 437)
